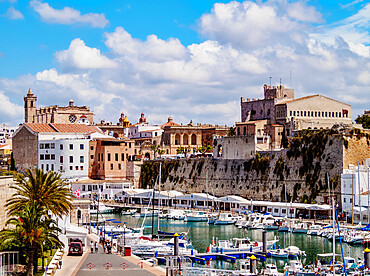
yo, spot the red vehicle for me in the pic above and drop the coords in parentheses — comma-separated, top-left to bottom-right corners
(68, 242, 83, 256)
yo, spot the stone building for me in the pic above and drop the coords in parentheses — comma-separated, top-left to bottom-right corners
(24, 89, 94, 124)
(12, 123, 102, 175)
(0, 176, 15, 229)
(96, 113, 130, 138)
(160, 117, 228, 156)
(89, 137, 135, 180)
(241, 84, 352, 136)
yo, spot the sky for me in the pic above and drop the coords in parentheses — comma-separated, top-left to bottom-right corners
(0, 0, 369, 127)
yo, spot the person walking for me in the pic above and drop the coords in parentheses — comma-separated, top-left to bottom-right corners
(94, 242, 98, 253)
(90, 241, 94, 253)
(59, 259, 62, 269)
(103, 242, 106, 253)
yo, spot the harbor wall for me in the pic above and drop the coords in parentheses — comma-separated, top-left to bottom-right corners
(140, 131, 370, 206)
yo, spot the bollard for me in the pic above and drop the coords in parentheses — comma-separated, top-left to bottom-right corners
(250, 255, 257, 274)
(250, 245, 253, 252)
(262, 231, 267, 253)
(365, 248, 370, 268)
(174, 233, 179, 256)
(220, 248, 223, 254)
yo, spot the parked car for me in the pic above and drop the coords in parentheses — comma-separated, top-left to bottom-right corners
(68, 241, 83, 256)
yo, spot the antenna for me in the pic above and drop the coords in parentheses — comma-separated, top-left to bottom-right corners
(280, 78, 282, 88)
(269, 77, 272, 86)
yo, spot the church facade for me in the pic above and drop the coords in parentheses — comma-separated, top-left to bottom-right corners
(24, 89, 94, 124)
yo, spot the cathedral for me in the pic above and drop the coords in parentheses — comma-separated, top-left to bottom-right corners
(24, 89, 94, 124)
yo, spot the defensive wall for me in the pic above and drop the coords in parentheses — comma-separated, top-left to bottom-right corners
(140, 130, 370, 207)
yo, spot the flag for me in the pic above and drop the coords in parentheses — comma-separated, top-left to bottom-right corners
(74, 189, 80, 199)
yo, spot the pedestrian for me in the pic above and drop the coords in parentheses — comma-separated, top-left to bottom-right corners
(90, 241, 94, 253)
(59, 260, 62, 269)
(95, 242, 98, 253)
(103, 242, 106, 253)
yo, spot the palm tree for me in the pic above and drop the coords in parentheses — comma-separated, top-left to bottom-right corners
(0, 204, 62, 276)
(6, 168, 73, 217)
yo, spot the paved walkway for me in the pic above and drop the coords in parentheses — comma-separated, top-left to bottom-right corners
(54, 233, 165, 276)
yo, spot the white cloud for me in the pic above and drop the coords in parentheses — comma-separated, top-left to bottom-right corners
(55, 38, 117, 70)
(30, 0, 109, 28)
(0, 1, 369, 126)
(6, 7, 24, 20)
(0, 90, 23, 123)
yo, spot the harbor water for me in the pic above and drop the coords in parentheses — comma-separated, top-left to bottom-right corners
(101, 213, 366, 271)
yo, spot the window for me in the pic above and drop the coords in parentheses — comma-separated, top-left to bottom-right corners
(45, 154, 50, 160)
(350, 198, 352, 203)
(75, 166, 79, 170)
(98, 164, 100, 170)
(59, 166, 63, 171)
(41, 164, 44, 170)
(332, 112, 335, 117)
(110, 164, 113, 170)
(70, 166, 73, 170)
(51, 143, 55, 149)
(69, 144, 73, 150)
(45, 143, 50, 149)
(103, 164, 104, 170)
(80, 166, 83, 170)
(274, 208, 279, 213)
(325, 112, 327, 117)
(90, 146, 94, 150)
(129, 143, 131, 148)
(301, 111, 303, 116)
(304, 111, 306, 116)
(329, 112, 331, 117)
(40, 144, 44, 149)
(101, 153, 103, 161)
(40, 154, 44, 160)
(121, 153, 124, 161)
(91, 155, 94, 159)
(60, 156, 63, 163)
(315, 112, 317, 117)
(344, 198, 346, 203)
(60, 144, 63, 150)
(69, 156, 73, 163)
(115, 153, 118, 161)
(282, 209, 287, 214)
(51, 154, 55, 160)
(51, 164, 54, 171)
(80, 156, 84, 163)
(79, 144, 84, 150)
(108, 153, 111, 161)
(118, 164, 121, 170)
(46, 164, 49, 171)
(290, 111, 292, 116)
(82, 185, 85, 191)
(339, 113, 341, 118)
(293, 111, 296, 116)
(88, 185, 92, 191)
(98, 154, 100, 161)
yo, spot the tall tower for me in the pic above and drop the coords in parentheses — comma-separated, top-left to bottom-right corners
(24, 89, 37, 123)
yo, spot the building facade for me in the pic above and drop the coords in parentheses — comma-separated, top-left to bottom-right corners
(24, 89, 94, 124)
(89, 138, 135, 180)
(12, 123, 102, 176)
(0, 176, 15, 229)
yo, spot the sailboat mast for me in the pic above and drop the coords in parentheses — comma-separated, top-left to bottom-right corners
(358, 161, 362, 224)
(158, 163, 161, 239)
(333, 198, 335, 276)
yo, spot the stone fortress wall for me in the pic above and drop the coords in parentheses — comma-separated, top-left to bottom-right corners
(140, 132, 370, 207)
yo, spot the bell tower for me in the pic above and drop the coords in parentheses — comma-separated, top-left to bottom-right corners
(24, 88, 37, 123)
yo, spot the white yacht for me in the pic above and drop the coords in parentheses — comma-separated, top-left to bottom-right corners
(184, 211, 209, 222)
(307, 224, 322, 235)
(90, 202, 115, 214)
(214, 212, 239, 225)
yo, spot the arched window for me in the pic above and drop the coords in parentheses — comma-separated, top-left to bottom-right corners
(191, 134, 197, 145)
(183, 134, 188, 145)
(175, 134, 180, 145)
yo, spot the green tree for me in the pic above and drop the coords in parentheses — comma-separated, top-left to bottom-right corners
(150, 144, 159, 159)
(176, 146, 192, 157)
(198, 144, 213, 154)
(227, 127, 236, 136)
(157, 149, 166, 158)
(6, 168, 73, 218)
(0, 204, 62, 276)
(355, 114, 370, 129)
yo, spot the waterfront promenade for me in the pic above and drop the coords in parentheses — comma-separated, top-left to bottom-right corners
(54, 233, 165, 276)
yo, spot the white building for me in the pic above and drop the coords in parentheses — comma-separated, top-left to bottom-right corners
(341, 161, 370, 223)
(38, 133, 90, 181)
(127, 122, 163, 140)
(0, 123, 19, 144)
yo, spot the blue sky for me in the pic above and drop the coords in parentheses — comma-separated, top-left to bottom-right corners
(0, 0, 369, 126)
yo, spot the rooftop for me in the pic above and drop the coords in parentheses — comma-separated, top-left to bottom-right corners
(24, 123, 103, 134)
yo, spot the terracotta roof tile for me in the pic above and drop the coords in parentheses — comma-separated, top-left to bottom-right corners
(24, 123, 103, 134)
(25, 123, 55, 133)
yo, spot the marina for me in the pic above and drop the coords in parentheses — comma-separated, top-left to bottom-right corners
(91, 210, 369, 273)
